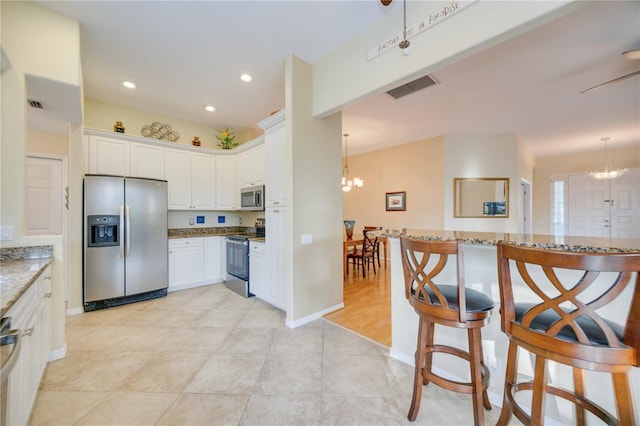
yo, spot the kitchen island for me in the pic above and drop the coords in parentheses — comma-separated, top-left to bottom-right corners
(386, 230, 639, 425)
(0, 246, 53, 316)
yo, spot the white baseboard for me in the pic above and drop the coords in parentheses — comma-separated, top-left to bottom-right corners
(66, 306, 84, 316)
(285, 303, 344, 328)
(168, 279, 224, 293)
(48, 344, 67, 362)
(389, 347, 415, 366)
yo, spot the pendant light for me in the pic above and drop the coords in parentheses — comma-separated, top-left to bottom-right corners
(341, 134, 363, 192)
(587, 137, 628, 179)
(399, 0, 411, 56)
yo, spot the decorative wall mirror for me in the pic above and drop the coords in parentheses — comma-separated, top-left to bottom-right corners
(454, 178, 509, 218)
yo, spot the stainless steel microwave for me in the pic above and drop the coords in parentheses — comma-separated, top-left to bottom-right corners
(240, 185, 264, 211)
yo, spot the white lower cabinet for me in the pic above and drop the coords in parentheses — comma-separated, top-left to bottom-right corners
(5, 264, 52, 426)
(249, 241, 266, 301)
(169, 237, 224, 291)
(168, 238, 204, 290)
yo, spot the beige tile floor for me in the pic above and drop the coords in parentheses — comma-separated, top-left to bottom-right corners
(31, 284, 504, 425)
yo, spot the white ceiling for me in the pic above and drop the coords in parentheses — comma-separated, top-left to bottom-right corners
(33, 0, 640, 158)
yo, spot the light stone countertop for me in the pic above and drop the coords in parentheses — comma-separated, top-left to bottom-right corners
(1, 257, 53, 317)
(168, 227, 258, 239)
(380, 229, 640, 253)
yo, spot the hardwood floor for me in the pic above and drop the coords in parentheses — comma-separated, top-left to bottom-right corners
(323, 259, 391, 346)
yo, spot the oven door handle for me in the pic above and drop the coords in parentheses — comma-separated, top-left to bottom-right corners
(0, 319, 21, 383)
(226, 239, 248, 247)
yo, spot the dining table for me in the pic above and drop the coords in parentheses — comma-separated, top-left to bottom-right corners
(343, 234, 388, 278)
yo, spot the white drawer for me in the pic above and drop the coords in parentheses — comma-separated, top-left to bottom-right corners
(169, 237, 204, 249)
(249, 241, 265, 254)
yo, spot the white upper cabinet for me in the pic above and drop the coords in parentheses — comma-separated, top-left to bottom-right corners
(191, 153, 216, 209)
(259, 113, 288, 207)
(87, 136, 129, 176)
(85, 129, 266, 211)
(237, 144, 265, 188)
(130, 142, 165, 180)
(216, 155, 237, 210)
(165, 149, 192, 209)
(165, 149, 216, 210)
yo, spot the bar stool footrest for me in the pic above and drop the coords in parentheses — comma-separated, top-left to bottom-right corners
(423, 344, 490, 394)
(506, 381, 618, 426)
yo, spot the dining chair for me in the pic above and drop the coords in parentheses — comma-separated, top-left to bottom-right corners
(347, 230, 377, 278)
(364, 226, 383, 267)
(496, 241, 640, 425)
(400, 236, 495, 425)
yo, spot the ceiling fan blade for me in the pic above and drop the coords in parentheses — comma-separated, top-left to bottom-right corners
(580, 70, 640, 94)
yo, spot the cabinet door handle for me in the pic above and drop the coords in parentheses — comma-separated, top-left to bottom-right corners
(44, 292, 52, 298)
(23, 327, 34, 337)
(44, 276, 51, 281)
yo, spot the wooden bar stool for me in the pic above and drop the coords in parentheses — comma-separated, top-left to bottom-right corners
(400, 236, 495, 425)
(496, 242, 640, 425)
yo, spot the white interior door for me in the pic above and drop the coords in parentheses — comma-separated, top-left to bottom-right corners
(25, 156, 63, 235)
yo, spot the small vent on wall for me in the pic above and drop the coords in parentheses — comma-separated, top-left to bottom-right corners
(28, 99, 44, 109)
(386, 74, 439, 99)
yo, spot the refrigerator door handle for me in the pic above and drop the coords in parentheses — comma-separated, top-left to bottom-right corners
(126, 205, 131, 257)
(119, 205, 125, 258)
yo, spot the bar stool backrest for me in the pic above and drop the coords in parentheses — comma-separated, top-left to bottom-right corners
(401, 237, 467, 324)
(497, 242, 640, 368)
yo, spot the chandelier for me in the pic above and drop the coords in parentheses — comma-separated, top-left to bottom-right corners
(341, 133, 363, 192)
(587, 137, 628, 179)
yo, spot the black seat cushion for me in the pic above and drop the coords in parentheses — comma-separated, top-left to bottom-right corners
(418, 284, 495, 313)
(514, 303, 624, 346)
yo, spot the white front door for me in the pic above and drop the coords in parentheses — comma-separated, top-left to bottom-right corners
(609, 168, 640, 238)
(568, 174, 610, 237)
(25, 155, 63, 235)
(568, 169, 640, 238)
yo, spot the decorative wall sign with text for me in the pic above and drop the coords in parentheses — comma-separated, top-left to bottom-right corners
(367, 0, 477, 61)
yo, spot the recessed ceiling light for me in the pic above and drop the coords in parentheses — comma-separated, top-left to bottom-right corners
(122, 81, 136, 89)
(204, 105, 216, 112)
(240, 74, 252, 82)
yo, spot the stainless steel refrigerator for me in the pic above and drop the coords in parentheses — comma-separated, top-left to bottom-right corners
(83, 175, 168, 311)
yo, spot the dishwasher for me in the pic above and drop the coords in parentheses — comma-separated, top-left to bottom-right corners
(0, 316, 21, 426)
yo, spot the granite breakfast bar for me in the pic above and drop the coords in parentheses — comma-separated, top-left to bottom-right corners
(385, 230, 640, 425)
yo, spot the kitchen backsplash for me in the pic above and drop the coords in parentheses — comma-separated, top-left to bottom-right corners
(167, 211, 241, 229)
(168, 227, 257, 238)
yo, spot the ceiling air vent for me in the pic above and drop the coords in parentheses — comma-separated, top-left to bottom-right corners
(386, 74, 439, 99)
(28, 99, 44, 109)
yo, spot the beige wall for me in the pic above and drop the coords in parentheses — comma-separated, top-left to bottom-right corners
(1, 1, 80, 86)
(343, 136, 445, 231)
(27, 129, 69, 156)
(84, 98, 257, 150)
(287, 55, 344, 322)
(532, 144, 640, 234)
(445, 134, 523, 233)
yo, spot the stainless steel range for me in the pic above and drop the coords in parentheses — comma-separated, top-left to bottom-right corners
(225, 219, 265, 298)
(225, 235, 252, 297)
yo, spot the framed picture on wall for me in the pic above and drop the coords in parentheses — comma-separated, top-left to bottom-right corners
(386, 191, 406, 211)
